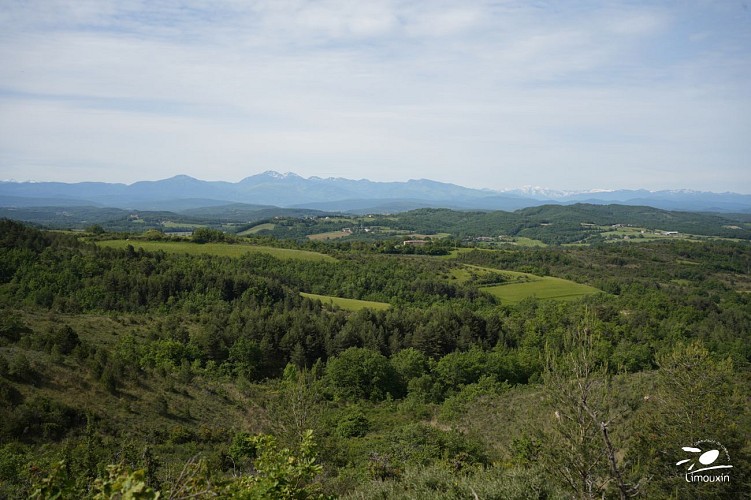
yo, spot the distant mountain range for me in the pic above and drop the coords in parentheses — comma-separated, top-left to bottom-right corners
(1, 171, 750, 214)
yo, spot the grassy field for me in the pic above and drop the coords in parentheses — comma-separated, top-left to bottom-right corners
(449, 265, 531, 284)
(161, 221, 206, 229)
(482, 276, 601, 304)
(307, 230, 351, 241)
(449, 263, 600, 303)
(300, 292, 391, 311)
(237, 223, 275, 236)
(599, 225, 747, 244)
(504, 236, 547, 247)
(406, 233, 451, 239)
(441, 247, 487, 259)
(97, 239, 336, 262)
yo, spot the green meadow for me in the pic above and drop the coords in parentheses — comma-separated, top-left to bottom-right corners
(237, 223, 276, 236)
(450, 263, 600, 303)
(300, 292, 391, 311)
(307, 230, 351, 240)
(97, 239, 336, 262)
(482, 276, 601, 304)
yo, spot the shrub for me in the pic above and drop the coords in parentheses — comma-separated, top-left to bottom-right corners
(325, 348, 403, 401)
(335, 406, 370, 438)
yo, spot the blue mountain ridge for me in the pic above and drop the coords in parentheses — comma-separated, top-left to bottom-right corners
(1, 171, 749, 214)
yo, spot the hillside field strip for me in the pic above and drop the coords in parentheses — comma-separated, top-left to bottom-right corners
(482, 277, 601, 304)
(96, 239, 336, 262)
(307, 231, 351, 241)
(300, 292, 391, 311)
(451, 264, 600, 303)
(237, 223, 275, 236)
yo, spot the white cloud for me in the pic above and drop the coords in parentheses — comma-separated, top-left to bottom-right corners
(0, 0, 749, 192)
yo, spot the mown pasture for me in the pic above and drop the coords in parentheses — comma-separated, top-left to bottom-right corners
(450, 263, 600, 303)
(300, 292, 391, 311)
(96, 239, 336, 262)
(307, 230, 351, 241)
(237, 223, 275, 236)
(482, 276, 601, 304)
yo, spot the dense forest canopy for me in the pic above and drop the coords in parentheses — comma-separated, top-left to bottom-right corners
(0, 216, 749, 498)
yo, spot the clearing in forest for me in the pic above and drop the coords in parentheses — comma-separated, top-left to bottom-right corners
(307, 231, 351, 240)
(482, 276, 601, 304)
(96, 239, 336, 262)
(300, 292, 391, 311)
(452, 264, 600, 303)
(237, 223, 275, 235)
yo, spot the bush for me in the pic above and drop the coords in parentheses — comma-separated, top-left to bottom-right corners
(335, 406, 370, 438)
(192, 227, 228, 244)
(8, 353, 36, 383)
(0, 378, 23, 407)
(325, 348, 403, 401)
(226, 430, 330, 499)
(390, 348, 430, 384)
(379, 423, 489, 469)
(5, 397, 85, 442)
(0, 314, 30, 342)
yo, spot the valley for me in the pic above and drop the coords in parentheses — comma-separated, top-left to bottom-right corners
(0, 205, 749, 499)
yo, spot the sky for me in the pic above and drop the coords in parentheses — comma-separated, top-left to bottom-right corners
(0, 1, 750, 193)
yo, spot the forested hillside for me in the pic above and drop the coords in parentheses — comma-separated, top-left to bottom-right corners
(1, 218, 749, 498)
(3, 203, 750, 246)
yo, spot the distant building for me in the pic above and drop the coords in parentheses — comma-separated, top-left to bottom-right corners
(403, 239, 429, 246)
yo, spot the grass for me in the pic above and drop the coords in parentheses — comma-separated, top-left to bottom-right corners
(505, 236, 547, 247)
(307, 231, 351, 241)
(482, 277, 601, 304)
(440, 247, 485, 259)
(300, 292, 390, 311)
(161, 221, 206, 229)
(1, 309, 253, 452)
(449, 263, 599, 303)
(237, 223, 275, 236)
(449, 265, 530, 284)
(96, 239, 336, 262)
(600, 226, 746, 244)
(406, 233, 451, 239)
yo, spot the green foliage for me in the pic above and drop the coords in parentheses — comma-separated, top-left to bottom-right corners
(91, 464, 160, 499)
(626, 342, 750, 498)
(539, 324, 634, 499)
(229, 431, 257, 469)
(227, 430, 330, 499)
(439, 375, 508, 421)
(5, 396, 86, 442)
(8, 352, 39, 383)
(266, 366, 327, 446)
(375, 423, 489, 471)
(343, 463, 563, 500)
(335, 406, 370, 438)
(325, 348, 403, 401)
(1, 219, 750, 499)
(390, 348, 430, 383)
(0, 312, 30, 341)
(29, 460, 77, 500)
(192, 227, 232, 244)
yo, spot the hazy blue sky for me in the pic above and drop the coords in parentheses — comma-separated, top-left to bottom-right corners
(1, 1, 749, 192)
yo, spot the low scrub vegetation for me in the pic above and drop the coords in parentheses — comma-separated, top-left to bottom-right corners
(0, 217, 749, 498)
